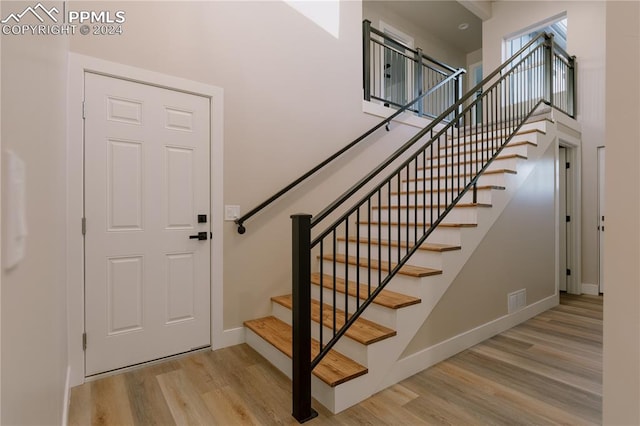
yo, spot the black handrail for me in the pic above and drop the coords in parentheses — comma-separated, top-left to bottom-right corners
(234, 67, 465, 234)
(291, 32, 576, 422)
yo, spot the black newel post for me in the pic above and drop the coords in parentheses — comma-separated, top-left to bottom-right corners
(291, 214, 317, 423)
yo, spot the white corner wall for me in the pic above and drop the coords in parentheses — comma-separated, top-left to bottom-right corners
(603, 2, 640, 424)
(1, 2, 69, 424)
(403, 140, 557, 354)
(483, 1, 606, 292)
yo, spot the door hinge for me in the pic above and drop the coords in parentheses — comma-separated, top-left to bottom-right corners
(81, 217, 86, 235)
(566, 269, 572, 276)
(566, 215, 571, 222)
(566, 162, 570, 169)
(82, 332, 87, 351)
(82, 101, 86, 119)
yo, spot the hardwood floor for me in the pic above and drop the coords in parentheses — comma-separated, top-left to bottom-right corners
(69, 293, 602, 425)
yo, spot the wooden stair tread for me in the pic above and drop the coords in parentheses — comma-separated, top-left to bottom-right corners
(418, 153, 527, 170)
(340, 237, 460, 253)
(272, 294, 396, 345)
(372, 202, 492, 210)
(244, 316, 368, 387)
(360, 220, 478, 228)
(310, 272, 421, 309)
(391, 184, 505, 196)
(404, 169, 516, 182)
(321, 254, 441, 278)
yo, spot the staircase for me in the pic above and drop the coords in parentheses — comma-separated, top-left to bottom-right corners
(245, 116, 554, 413)
(235, 30, 576, 421)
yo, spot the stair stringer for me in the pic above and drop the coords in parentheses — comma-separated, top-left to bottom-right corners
(324, 119, 558, 413)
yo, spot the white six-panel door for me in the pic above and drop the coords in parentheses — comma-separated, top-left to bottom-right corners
(84, 73, 211, 375)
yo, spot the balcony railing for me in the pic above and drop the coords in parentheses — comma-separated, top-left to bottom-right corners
(363, 20, 465, 121)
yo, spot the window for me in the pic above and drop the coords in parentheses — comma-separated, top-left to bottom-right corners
(504, 16, 568, 104)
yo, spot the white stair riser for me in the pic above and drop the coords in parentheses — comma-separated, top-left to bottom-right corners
(444, 127, 543, 146)
(414, 156, 521, 178)
(340, 240, 444, 270)
(270, 301, 370, 366)
(310, 284, 400, 330)
(357, 223, 463, 246)
(369, 207, 479, 224)
(390, 189, 495, 205)
(403, 172, 510, 191)
(245, 328, 350, 414)
(427, 144, 530, 165)
(320, 259, 425, 295)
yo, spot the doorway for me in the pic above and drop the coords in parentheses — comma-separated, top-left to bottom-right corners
(468, 62, 483, 125)
(83, 73, 212, 375)
(559, 146, 568, 292)
(380, 21, 414, 108)
(598, 146, 605, 294)
(558, 143, 579, 294)
(68, 54, 225, 386)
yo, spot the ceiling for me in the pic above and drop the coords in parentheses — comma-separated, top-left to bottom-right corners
(369, 1, 484, 53)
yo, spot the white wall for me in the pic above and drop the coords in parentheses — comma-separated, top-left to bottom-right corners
(603, 2, 640, 424)
(69, 1, 423, 332)
(466, 47, 482, 69)
(404, 141, 557, 353)
(483, 1, 606, 292)
(0, 2, 69, 424)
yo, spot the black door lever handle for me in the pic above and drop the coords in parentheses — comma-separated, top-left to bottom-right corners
(189, 232, 208, 241)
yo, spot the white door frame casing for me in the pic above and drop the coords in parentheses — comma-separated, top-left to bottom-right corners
(67, 53, 224, 386)
(597, 146, 605, 294)
(555, 133, 582, 294)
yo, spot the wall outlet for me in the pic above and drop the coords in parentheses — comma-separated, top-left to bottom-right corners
(507, 289, 527, 314)
(224, 205, 240, 221)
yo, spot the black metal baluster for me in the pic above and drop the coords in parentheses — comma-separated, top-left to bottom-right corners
(398, 174, 402, 265)
(319, 240, 324, 351)
(345, 219, 349, 323)
(332, 230, 337, 337)
(386, 181, 390, 286)
(416, 153, 420, 241)
(356, 208, 360, 311)
(405, 165, 410, 257)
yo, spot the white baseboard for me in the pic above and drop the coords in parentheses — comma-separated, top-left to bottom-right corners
(379, 294, 558, 390)
(212, 327, 245, 350)
(221, 327, 245, 347)
(582, 283, 599, 295)
(62, 365, 71, 426)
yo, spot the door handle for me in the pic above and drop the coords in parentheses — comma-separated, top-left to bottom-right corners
(189, 232, 208, 241)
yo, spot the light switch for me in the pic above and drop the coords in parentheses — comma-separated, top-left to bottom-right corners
(225, 205, 240, 222)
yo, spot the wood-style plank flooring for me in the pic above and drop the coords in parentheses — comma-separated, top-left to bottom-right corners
(69, 293, 602, 425)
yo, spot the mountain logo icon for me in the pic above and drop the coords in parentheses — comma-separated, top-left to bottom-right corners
(1, 3, 59, 24)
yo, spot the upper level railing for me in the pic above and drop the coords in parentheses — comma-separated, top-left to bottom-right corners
(363, 20, 465, 122)
(291, 32, 576, 422)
